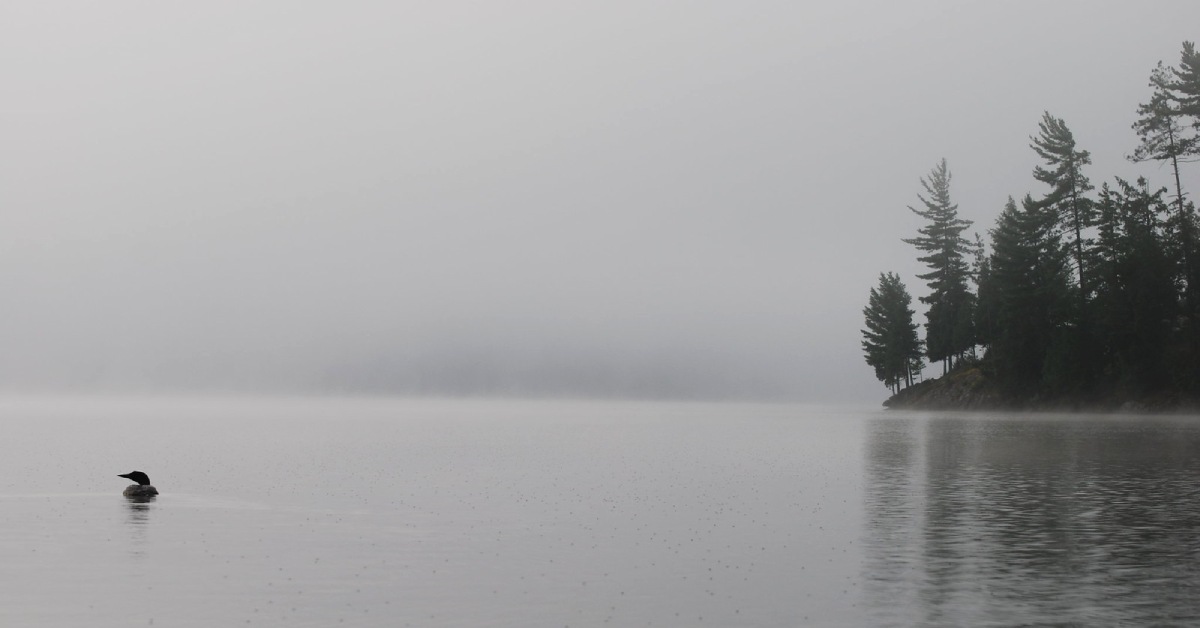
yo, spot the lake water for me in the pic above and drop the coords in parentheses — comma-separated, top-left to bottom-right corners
(1, 397, 1198, 627)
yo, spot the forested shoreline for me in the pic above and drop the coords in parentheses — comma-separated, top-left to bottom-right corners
(862, 41, 1200, 410)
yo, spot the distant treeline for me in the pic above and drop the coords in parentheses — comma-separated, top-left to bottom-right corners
(862, 41, 1200, 404)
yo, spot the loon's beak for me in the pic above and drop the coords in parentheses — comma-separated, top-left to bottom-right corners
(118, 473, 132, 480)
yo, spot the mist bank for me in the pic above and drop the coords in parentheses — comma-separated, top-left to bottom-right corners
(0, 345, 831, 402)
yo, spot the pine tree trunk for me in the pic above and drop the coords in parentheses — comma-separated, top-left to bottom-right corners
(1168, 135, 1194, 314)
(1069, 184, 1087, 297)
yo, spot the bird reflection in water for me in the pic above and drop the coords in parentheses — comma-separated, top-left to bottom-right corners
(123, 495, 153, 558)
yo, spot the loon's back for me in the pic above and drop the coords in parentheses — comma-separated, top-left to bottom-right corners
(123, 484, 159, 498)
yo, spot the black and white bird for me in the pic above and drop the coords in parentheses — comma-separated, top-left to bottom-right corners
(117, 471, 159, 499)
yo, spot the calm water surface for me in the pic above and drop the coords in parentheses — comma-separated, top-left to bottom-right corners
(1, 397, 1197, 626)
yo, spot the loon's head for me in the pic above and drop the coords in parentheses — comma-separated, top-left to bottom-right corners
(118, 471, 153, 486)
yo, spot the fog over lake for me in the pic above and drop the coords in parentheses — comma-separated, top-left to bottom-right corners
(6, 5, 1200, 627)
(4, 2, 1198, 402)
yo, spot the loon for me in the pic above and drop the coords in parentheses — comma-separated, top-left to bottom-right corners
(118, 471, 159, 499)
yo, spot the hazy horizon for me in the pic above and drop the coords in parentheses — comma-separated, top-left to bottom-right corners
(4, 2, 1198, 403)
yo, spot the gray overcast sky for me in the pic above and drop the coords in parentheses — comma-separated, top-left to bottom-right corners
(2, 1, 1198, 402)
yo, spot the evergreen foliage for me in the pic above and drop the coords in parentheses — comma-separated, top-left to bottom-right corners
(1169, 41, 1200, 123)
(973, 250, 998, 350)
(1131, 61, 1199, 309)
(1131, 62, 1199, 177)
(1092, 179, 1178, 394)
(979, 196, 1073, 395)
(861, 273, 923, 394)
(902, 160, 977, 373)
(1031, 112, 1095, 296)
(862, 41, 1200, 406)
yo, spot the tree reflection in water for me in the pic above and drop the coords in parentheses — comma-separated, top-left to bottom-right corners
(864, 414, 1200, 627)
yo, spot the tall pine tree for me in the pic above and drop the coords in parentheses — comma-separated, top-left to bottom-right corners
(903, 159, 976, 374)
(1132, 62, 1198, 216)
(1031, 112, 1095, 297)
(1131, 61, 1199, 309)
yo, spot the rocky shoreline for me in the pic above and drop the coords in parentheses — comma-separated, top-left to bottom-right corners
(883, 366, 1200, 413)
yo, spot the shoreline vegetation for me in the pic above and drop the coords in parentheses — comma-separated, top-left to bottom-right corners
(882, 360, 1200, 412)
(862, 41, 1200, 411)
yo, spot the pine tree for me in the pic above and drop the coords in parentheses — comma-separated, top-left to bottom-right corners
(1031, 112, 1095, 296)
(1132, 63, 1198, 211)
(902, 160, 976, 373)
(861, 273, 923, 394)
(1139, 42, 1200, 389)
(1091, 179, 1177, 394)
(985, 196, 1073, 395)
(1131, 62, 1199, 306)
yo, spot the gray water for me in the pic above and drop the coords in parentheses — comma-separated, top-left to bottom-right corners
(1, 397, 1197, 627)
